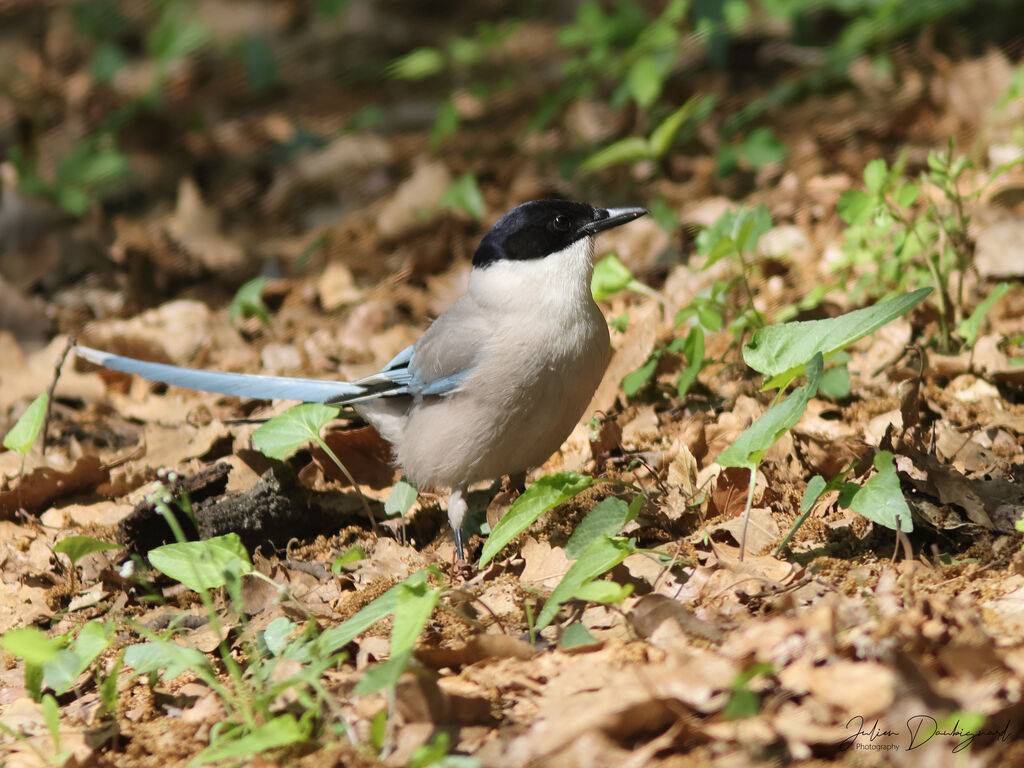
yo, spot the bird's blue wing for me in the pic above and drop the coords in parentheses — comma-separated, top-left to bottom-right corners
(417, 369, 472, 396)
(325, 344, 472, 405)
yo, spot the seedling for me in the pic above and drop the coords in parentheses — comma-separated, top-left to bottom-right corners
(229, 276, 271, 328)
(253, 403, 376, 526)
(715, 287, 931, 558)
(836, 146, 1022, 351)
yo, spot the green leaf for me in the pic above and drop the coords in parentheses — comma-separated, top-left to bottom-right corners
(737, 127, 787, 169)
(863, 158, 888, 194)
(408, 733, 452, 768)
(1, 627, 62, 666)
(239, 35, 278, 93)
(744, 288, 931, 391)
(536, 535, 633, 629)
(3, 392, 48, 455)
(124, 640, 211, 680)
(723, 674, 766, 719)
(229, 275, 271, 327)
(648, 97, 702, 158)
(387, 47, 444, 80)
(734, 205, 773, 254)
(353, 649, 412, 695)
(43, 650, 86, 694)
(722, 690, 758, 721)
(848, 450, 912, 532)
(44, 621, 111, 694)
(56, 139, 129, 189)
(696, 206, 771, 266)
(480, 473, 596, 566)
(315, 0, 351, 16)
(622, 354, 659, 397)
(53, 536, 125, 565)
(776, 473, 828, 556)
(263, 617, 297, 656)
(438, 172, 485, 221)
(676, 326, 705, 398)
(818, 363, 851, 400)
(560, 622, 597, 649)
(565, 497, 638, 559)
(42, 694, 60, 750)
(717, 354, 823, 470)
(578, 137, 651, 174)
(390, 579, 441, 656)
(148, 534, 253, 593)
(314, 570, 429, 656)
(572, 579, 632, 604)
(57, 187, 89, 216)
(252, 403, 340, 460)
(385, 479, 418, 518)
(893, 182, 918, 209)
(801, 475, 828, 515)
(353, 577, 440, 694)
(196, 714, 307, 764)
(837, 189, 875, 225)
(591, 253, 635, 302)
(148, 5, 208, 62)
(330, 546, 366, 574)
(626, 55, 663, 109)
(430, 98, 460, 151)
(957, 282, 1011, 348)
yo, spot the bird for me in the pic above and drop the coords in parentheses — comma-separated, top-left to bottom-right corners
(76, 199, 648, 560)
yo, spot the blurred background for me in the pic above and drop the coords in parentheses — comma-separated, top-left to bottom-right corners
(0, 0, 1022, 364)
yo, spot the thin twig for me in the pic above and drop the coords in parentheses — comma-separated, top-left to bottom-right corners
(41, 335, 75, 456)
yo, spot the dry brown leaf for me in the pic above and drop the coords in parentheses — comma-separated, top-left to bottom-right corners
(0, 454, 109, 517)
(519, 538, 571, 591)
(416, 634, 536, 669)
(163, 177, 246, 272)
(377, 161, 452, 242)
(80, 298, 216, 366)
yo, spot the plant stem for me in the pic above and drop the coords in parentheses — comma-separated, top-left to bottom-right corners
(738, 466, 757, 561)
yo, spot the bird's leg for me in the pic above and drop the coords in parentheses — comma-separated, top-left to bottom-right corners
(509, 471, 527, 495)
(448, 487, 468, 562)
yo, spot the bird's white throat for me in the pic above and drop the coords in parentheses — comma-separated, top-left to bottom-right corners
(468, 236, 596, 313)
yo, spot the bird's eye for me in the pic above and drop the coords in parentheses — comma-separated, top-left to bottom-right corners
(551, 215, 572, 232)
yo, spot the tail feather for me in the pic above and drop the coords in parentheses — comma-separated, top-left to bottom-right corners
(75, 345, 367, 403)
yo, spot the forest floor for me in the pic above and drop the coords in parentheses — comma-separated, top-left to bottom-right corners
(2, 2, 1024, 767)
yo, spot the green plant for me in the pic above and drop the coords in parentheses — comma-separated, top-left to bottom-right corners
(479, 472, 596, 566)
(556, 0, 688, 113)
(579, 96, 714, 173)
(716, 126, 788, 178)
(621, 205, 773, 400)
(116, 479, 396, 765)
(716, 287, 931, 558)
(436, 172, 485, 220)
(723, 663, 775, 720)
(836, 147, 1022, 351)
(386, 23, 517, 149)
(229, 276, 271, 328)
(1, 622, 115, 702)
(3, 392, 49, 484)
(54, 536, 126, 565)
(252, 403, 376, 525)
(535, 496, 641, 630)
(7, 137, 129, 216)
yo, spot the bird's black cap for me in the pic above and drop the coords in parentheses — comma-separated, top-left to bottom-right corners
(473, 200, 647, 268)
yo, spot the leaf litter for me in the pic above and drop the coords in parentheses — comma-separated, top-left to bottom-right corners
(1, 4, 1024, 768)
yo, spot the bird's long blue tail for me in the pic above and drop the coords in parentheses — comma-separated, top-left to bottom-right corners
(75, 345, 368, 403)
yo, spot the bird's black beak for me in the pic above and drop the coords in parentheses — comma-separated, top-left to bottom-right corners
(581, 206, 649, 236)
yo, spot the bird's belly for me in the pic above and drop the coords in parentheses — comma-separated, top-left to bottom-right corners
(397, 339, 608, 489)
